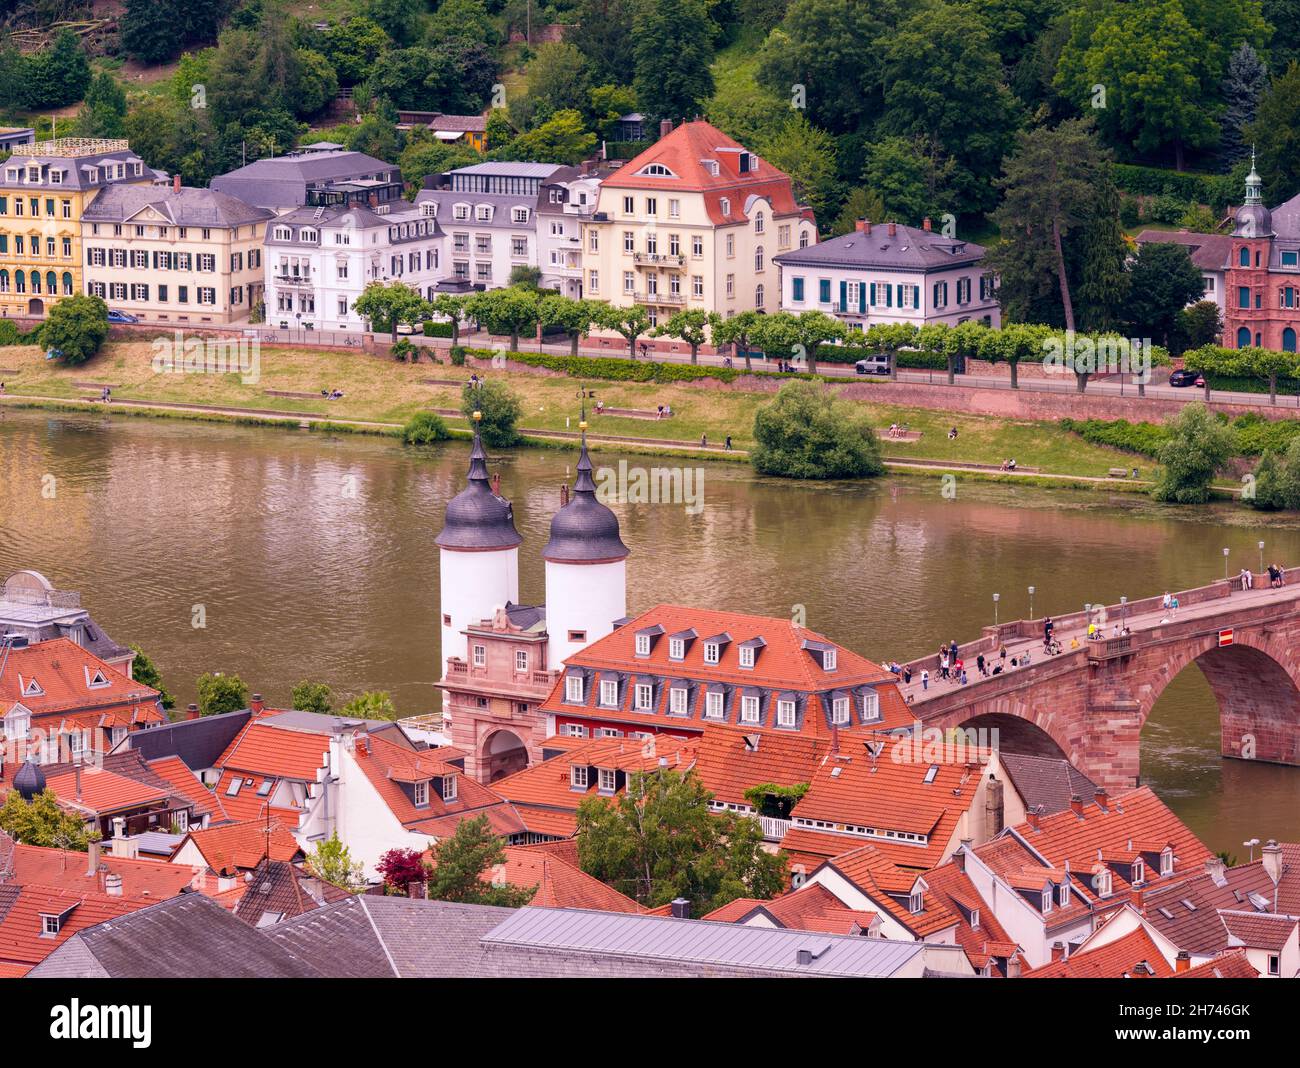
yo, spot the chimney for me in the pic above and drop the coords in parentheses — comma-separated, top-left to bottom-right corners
(955, 840, 971, 873)
(659, 119, 673, 139)
(185, 702, 199, 720)
(985, 774, 1004, 836)
(251, 693, 265, 715)
(1069, 794, 1083, 817)
(1094, 787, 1108, 811)
(1131, 883, 1145, 911)
(855, 219, 871, 233)
(1175, 950, 1191, 973)
(1204, 855, 1227, 881)
(1026, 804, 1042, 831)
(922, 216, 931, 232)
(86, 840, 100, 878)
(887, 222, 897, 237)
(1006, 954, 1022, 978)
(111, 816, 126, 841)
(172, 173, 181, 193)
(104, 872, 123, 896)
(1263, 839, 1282, 886)
(670, 897, 690, 919)
(1050, 941, 1065, 962)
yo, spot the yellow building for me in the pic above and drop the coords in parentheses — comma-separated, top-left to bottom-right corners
(0, 138, 153, 318)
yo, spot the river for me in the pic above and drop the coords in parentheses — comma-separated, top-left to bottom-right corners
(2, 408, 1298, 856)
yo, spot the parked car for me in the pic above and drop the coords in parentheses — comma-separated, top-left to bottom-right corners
(1168, 368, 1204, 388)
(395, 322, 414, 335)
(855, 354, 891, 375)
(106, 310, 139, 324)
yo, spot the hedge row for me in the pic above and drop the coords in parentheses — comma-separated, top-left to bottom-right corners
(462, 347, 818, 384)
(1205, 373, 1300, 396)
(1060, 413, 1300, 458)
(0, 320, 43, 346)
(422, 321, 455, 338)
(1112, 164, 1237, 212)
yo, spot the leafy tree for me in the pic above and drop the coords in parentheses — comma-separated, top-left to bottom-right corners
(76, 72, 128, 139)
(863, 321, 919, 381)
(362, 0, 425, 46)
(466, 286, 540, 351)
(511, 43, 591, 130)
(23, 29, 91, 110)
(0, 789, 99, 850)
(1221, 43, 1269, 168)
(129, 645, 175, 710)
(307, 831, 367, 890)
(484, 108, 516, 153)
(989, 119, 1112, 333)
(751, 309, 846, 375)
(1249, 61, 1300, 204)
(498, 110, 596, 166)
(596, 304, 653, 358)
(427, 814, 536, 906)
(196, 672, 250, 717)
(633, 0, 716, 123)
(709, 309, 762, 372)
(339, 690, 399, 720)
(403, 411, 452, 444)
(589, 83, 640, 140)
(365, 46, 440, 110)
(1265, 0, 1300, 71)
(1247, 436, 1300, 510)
(1151, 402, 1236, 503)
(539, 294, 604, 356)
(431, 293, 470, 347)
(1074, 173, 1131, 332)
(429, 0, 499, 45)
(1174, 301, 1223, 354)
(751, 379, 883, 479)
(568, 0, 640, 86)
(376, 847, 428, 894)
(291, 680, 333, 714)
(120, 0, 230, 64)
(398, 134, 481, 189)
(878, 2, 1020, 214)
(354, 281, 427, 340)
(44, 295, 109, 366)
(293, 49, 340, 118)
(863, 136, 951, 225)
(978, 321, 1053, 389)
(461, 378, 523, 447)
(1123, 242, 1205, 348)
(508, 266, 543, 290)
(831, 187, 887, 236)
(322, 16, 390, 85)
(653, 309, 712, 364)
(347, 112, 401, 162)
(576, 768, 785, 915)
(124, 94, 214, 186)
(757, 115, 840, 217)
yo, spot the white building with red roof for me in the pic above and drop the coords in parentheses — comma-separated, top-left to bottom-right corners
(581, 119, 816, 343)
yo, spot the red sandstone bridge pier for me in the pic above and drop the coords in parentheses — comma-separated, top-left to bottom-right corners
(895, 570, 1300, 790)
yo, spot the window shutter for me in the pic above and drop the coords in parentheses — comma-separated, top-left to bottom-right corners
(839, 280, 847, 311)
(870, 282, 876, 306)
(859, 283, 866, 313)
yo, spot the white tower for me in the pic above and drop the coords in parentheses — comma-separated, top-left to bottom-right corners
(543, 421, 629, 670)
(436, 413, 522, 673)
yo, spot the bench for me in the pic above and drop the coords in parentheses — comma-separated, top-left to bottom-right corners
(878, 429, 923, 442)
(265, 389, 324, 400)
(1107, 467, 1134, 478)
(596, 406, 672, 420)
(420, 378, 462, 387)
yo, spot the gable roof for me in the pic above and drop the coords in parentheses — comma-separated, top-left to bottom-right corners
(701, 881, 879, 935)
(1025, 924, 1174, 978)
(996, 752, 1099, 818)
(922, 858, 1021, 973)
(425, 844, 642, 914)
(1134, 229, 1233, 271)
(232, 858, 353, 928)
(80, 183, 274, 228)
(774, 223, 986, 271)
(172, 819, 302, 876)
(0, 882, 142, 971)
(0, 637, 160, 718)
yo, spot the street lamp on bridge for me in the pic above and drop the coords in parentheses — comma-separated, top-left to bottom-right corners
(1259, 540, 1266, 575)
(1223, 546, 1230, 581)
(1120, 596, 1128, 629)
(993, 592, 1000, 628)
(1028, 586, 1035, 620)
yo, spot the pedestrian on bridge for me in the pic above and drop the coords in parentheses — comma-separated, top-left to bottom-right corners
(921, 669, 929, 691)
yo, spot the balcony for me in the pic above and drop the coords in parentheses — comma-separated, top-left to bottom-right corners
(633, 291, 686, 306)
(633, 251, 685, 267)
(273, 273, 313, 285)
(758, 815, 791, 841)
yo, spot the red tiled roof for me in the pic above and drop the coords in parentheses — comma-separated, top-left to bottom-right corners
(424, 844, 642, 913)
(0, 882, 142, 968)
(1220, 909, 1298, 951)
(702, 882, 878, 935)
(815, 843, 961, 939)
(216, 721, 330, 780)
(210, 770, 302, 826)
(1025, 925, 1174, 978)
(1177, 950, 1258, 979)
(602, 120, 809, 226)
(540, 604, 910, 741)
(0, 637, 161, 718)
(147, 755, 228, 824)
(922, 859, 1021, 975)
(44, 764, 170, 814)
(174, 819, 301, 875)
(9, 842, 192, 901)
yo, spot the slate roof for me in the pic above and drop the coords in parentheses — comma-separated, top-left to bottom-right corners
(1134, 229, 1233, 271)
(997, 752, 1099, 817)
(80, 184, 274, 227)
(774, 223, 986, 271)
(211, 149, 399, 210)
(232, 858, 353, 928)
(116, 708, 251, 772)
(26, 893, 322, 978)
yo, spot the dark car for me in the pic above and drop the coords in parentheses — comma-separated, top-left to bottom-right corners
(1169, 368, 1204, 387)
(106, 310, 140, 324)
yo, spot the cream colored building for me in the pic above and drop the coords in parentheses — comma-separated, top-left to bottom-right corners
(80, 178, 274, 324)
(581, 120, 815, 346)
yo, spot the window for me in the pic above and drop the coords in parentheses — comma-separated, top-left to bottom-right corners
(515, 650, 529, 672)
(1132, 859, 1145, 884)
(1268, 953, 1281, 976)
(1240, 246, 1250, 267)
(600, 679, 619, 707)
(909, 891, 924, 914)
(645, 197, 657, 216)
(589, 230, 598, 252)
(635, 634, 651, 655)
(777, 700, 795, 727)
(1160, 849, 1173, 875)
(669, 687, 688, 714)
(739, 646, 755, 668)
(589, 270, 598, 293)
(598, 767, 617, 792)
(472, 644, 486, 667)
(1058, 882, 1070, 907)
(669, 199, 680, 218)
(831, 697, 849, 725)
(824, 649, 837, 670)
(562, 723, 587, 738)
(791, 277, 805, 303)
(442, 774, 457, 801)
(565, 675, 584, 702)
(754, 246, 764, 272)
(741, 695, 760, 723)
(692, 274, 703, 297)
(703, 642, 720, 664)
(512, 207, 528, 224)
(623, 271, 635, 293)
(692, 235, 703, 257)
(571, 765, 589, 788)
(720, 197, 731, 217)
(413, 780, 428, 806)
(1284, 250, 1299, 267)
(754, 211, 764, 234)
(1041, 888, 1053, 913)
(623, 196, 635, 214)
(862, 690, 880, 721)
(669, 638, 685, 659)
(635, 683, 653, 711)
(640, 163, 674, 177)
(1240, 286, 1252, 309)
(705, 692, 724, 718)
(225, 778, 242, 797)
(42, 915, 61, 937)
(755, 284, 765, 309)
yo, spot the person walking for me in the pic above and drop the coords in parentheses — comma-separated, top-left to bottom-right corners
(1044, 616, 1054, 643)
(902, 665, 913, 684)
(724, 435, 732, 451)
(976, 652, 986, 677)
(939, 652, 949, 680)
(700, 433, 707, 448)
(921, 669, 929, 691)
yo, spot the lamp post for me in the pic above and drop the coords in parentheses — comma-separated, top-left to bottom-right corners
(1120, 596, 1128, 630)
(1259, 540, 1266, 576)
(1028, 586, 1035, 620)
(993, 592, 1000, 628)
(1245, 837, 1261, 863)
(1223, 546, 1230, 581)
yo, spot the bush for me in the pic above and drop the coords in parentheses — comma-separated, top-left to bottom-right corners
(750, 380, 883, 479)
(1059, 417, 1167, 458)
(1231, 413, 1300, 456)
(462, 347, 817, 384)
(449, 346, 467, 366)
(1112, 164, 1237, 213)
(423, 321, 455, 338)
(42, 294, 109, 365)
(391, 338, 415, 362)
(403, 411, 450, 445)
(1151, 403, 1236, 504)
(461, 378, 522, 447)
(0, 320, 40, 346)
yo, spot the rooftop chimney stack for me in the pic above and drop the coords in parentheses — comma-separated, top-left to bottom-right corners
(186, 702, 200, 720)
(670, 897, 690, 919)
(985, 774, 1004, 837)
(251, 693, 265, 715)
(1175, 950, 1191, 973)
(955, 841, 971, 873)
(1094, 787, 1109, 810)
(172, 173, 181, 193)
(1069, 795, 1084, 817)
(1026, 804, 1042, 831)
(856, 219, 871, 233)
(922, 217, 932, 232)
(1263, 839, 1282, 886)
(104, 872, 123, 896)
(86, 840, 100, 878)
(887, 222, 897, 237)
(660, 119, 673, 139)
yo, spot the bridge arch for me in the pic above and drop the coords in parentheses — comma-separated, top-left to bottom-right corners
(482, 728, 529, 783)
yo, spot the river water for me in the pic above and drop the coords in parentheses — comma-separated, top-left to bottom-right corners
(2, 408, 1298, 856)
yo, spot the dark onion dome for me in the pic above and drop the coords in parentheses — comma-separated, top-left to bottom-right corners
(543, 428, 629, 564)
(435, 419, 522, 551)
(13, 758, 45, 800)
(1234, 154, 1274, 238)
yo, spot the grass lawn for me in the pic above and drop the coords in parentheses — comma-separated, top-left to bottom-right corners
(1, 341, 1151, 479)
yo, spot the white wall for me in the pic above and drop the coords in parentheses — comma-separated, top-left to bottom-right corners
(440, 546, 520, 669)
(544, 559, 626, 671)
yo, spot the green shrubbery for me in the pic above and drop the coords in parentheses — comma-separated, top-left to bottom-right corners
(750, 380, 883, 479)
(461, 347, 817, 384)
(402, 412, 451, 445)
(1059, 417, 1167, 458)
(423, 321, 455, 338)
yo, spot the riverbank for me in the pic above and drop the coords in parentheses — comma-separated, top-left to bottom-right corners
(0, 340, 1157, 476)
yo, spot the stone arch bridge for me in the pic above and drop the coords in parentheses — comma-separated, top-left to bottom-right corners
(897, 572, 1300, 790)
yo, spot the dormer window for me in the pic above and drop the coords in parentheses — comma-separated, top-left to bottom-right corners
(634, 683, 653, 711)
(41, 914, 62, 937)
(600, 679, 619, 707)
(442, 774, 457, 801)
(703, 159, 719, 176)
(703, 642, 719, 664)
(636, 634, 651, 656)
(669, 638, 685, 660)
(300, 228, 317, 242)
(570, 765, 589, 789)
(824, 649, 837, 670)
(669, 687, 688, 714)
(639, 163, 676, 177)
(1041, 888, 1053, 914)
(1132, 859, 1145, 884)
(512, 207, 528, 223)
(476, 205, 493, 221)
(565, 675, 584, 702)
(273, 226, 291, 240)
(861, 690, 880, 721)
(705, 692, 724, 718)
(970, 908, 980, 929)
(1160, 848, 1174, 876)
(739, 646, 755, 668)
(22, 678, 43, 698)
(776, 699, 796, 727)
(909, 890, 924, 914)
(1059, 881, 1070, 906)
(740, 695, 760, 723)
(719, 197, 730, 216)
(1098, 870, 1112, 897)
(453, 204, 470, 221)
(87, 669, 110, 689)
(832, 696, 849, 724)
(598, 767, 616, 793)
(413, 779, 429, 806)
